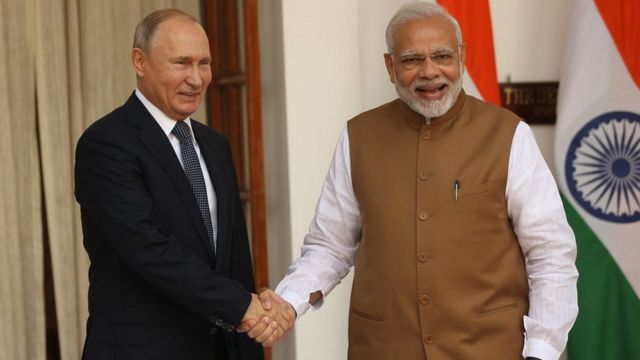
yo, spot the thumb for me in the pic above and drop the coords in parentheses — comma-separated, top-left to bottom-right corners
(259, 291, 273, 310)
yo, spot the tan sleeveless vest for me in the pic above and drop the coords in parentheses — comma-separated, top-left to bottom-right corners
(346, 93, 528, 359)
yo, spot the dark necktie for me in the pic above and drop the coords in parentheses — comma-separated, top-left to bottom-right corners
(172, 121, 216, 255)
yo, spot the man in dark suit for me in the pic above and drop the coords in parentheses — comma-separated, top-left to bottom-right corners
(75, 9, 292, 359)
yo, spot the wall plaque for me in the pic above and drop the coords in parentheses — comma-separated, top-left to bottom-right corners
(499, 82, 559, 124)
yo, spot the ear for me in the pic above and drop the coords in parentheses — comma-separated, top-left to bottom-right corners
(458, 43, 467, 67)
(131, 48, 146, 78)
(384, 53, 396, 84)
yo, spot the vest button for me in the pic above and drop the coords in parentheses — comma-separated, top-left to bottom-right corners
(419, 171, 429, 180)
(424, 335, 433, 344)
(418, 253, 432, 262)
(420, 294, 431, 305)
(421, 131, 431, 140)
(418, 212, 429, 221)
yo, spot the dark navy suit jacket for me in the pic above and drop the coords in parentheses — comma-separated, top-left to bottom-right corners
(75, 93, 263, 359)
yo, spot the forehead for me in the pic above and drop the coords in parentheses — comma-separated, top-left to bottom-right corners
(393, 16, 457, 54)
(152, 18, 210, 55)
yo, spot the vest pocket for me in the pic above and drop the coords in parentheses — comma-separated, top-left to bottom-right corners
(474, 302, 517, 319)
(457, 182, 491, 199)
(350, 306, 384, 322)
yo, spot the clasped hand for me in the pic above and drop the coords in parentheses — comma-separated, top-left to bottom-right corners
(237, 289, 295, 346)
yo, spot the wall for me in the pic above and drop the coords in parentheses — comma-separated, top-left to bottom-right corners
(260, 1, 571, 359)
(490, 0, 572, 176)
(260, 1, 362, 359)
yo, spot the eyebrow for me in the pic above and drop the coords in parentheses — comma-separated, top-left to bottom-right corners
(169, 56, 212, 63)
(169, 56, 191, 62)
(398, 49, 419, 57)
(398, 47, 455, 57)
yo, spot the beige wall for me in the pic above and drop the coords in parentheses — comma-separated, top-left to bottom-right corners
(260, 1, 571, 359)
(491, 0, 572, 176)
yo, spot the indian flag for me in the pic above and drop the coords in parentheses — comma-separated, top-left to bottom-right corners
(555, 0, 640, 358)
(436, 0, 501, 105)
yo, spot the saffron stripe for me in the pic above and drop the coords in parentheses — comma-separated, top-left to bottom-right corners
(437, 0, 501, 106)
(594, 0, 640, 88)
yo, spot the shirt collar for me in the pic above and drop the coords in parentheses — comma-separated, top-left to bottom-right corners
(135, 88, 194, 139)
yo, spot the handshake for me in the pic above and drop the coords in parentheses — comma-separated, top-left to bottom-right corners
(237, 289, 296, 347)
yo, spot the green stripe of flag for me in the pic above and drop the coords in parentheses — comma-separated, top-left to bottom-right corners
(563, 194, 640, 359)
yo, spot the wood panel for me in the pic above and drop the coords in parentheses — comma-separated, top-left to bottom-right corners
(204, 2, 270, 357)
(242, 0, 269, 293)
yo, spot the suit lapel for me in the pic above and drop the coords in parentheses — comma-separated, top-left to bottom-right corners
(193, 126, 231, 272)
(124, 95, 214, 263)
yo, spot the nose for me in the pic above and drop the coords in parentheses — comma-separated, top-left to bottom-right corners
(186, 65, 204, 87)
(417, 57, 440, 80)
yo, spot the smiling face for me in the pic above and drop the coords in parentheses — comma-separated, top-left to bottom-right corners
(384, 15, 465, 118)
(132, 17, 212, 120)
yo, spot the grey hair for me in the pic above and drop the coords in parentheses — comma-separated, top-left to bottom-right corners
(133, 8, 200, 54)
(385, 1, 462, 52)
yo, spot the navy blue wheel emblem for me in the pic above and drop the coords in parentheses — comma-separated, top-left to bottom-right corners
(565, 111, 640, 223)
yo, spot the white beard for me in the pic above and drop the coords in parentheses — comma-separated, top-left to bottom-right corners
(395, 74, 463, 119)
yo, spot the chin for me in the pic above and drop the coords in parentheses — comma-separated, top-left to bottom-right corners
(175, 106, 199, 117)
(397, 87, 450, 118)
(396, 79, 463, 119)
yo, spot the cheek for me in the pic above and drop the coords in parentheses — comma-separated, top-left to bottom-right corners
(158, 74, 182, 91)
(442, 67, 461, 83)
(395, 71, 416, 88)
(201, 70, 213, 86)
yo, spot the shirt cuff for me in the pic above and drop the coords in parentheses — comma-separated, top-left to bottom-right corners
(279, 290, 312, 319)
(523, 337, 562, 360)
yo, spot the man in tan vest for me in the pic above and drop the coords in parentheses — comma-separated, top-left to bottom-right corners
(258, 2, 578, 359)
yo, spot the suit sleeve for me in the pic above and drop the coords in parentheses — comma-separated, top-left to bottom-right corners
(75, 127, 251, 326)
(219, 138, 266, 358)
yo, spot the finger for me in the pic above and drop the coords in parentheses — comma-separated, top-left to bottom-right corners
(283, 307, 295, 322)
(237, 319, 256, 333)
(255, 320, 279, 344)
(247, 317, 270, 339)
(260, 323, 280, 345)
(280, 319, 293, 333)
(279, 318, 293, 333)
(262, 331, 280, 347)
(275, 308, 295, 328)
(270, 314, 289, 332)
(259, 291, 273, 310)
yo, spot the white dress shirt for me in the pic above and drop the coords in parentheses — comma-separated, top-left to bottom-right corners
(135, 89, 218, 244)
(276, 121, 578, 360)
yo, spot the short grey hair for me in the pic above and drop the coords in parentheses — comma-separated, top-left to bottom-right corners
(385, 1, 462, 52)
(133, 8, 200, 54)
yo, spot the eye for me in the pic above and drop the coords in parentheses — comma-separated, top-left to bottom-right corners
(401, 56, 424, 64)
(431, 54, 453, 64)
(171, 57, 192, 66)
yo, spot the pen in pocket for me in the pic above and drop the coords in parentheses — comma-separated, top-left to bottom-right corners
(454, 179, 460, 200)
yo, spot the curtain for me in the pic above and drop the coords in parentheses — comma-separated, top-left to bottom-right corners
(1, 1, 203, 358)
(0, 0, 45, 359)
